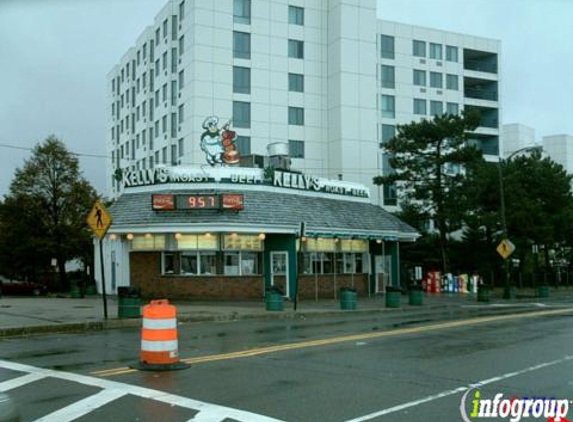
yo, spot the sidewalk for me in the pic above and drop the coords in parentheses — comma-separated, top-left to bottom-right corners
(1, 287, 572, 337)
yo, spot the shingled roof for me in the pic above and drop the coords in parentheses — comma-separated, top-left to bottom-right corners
(109, 189, 419, 241)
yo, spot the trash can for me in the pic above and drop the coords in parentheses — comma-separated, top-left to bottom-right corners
(265, 286, 284, 311)
(85, 284, 97, 295)
(503, 285, 517, 299)
(386, 285, 402, 308)
(340, 287, 357, 310)
(70, 280, 82, 299)
(118, 286, 142, 318)
(408, 285, 424, 306)
(477, 285, 491, 303)
(538, 285, 550, 298)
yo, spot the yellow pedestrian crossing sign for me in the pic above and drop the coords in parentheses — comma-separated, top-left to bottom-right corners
(87, 200, 112, 240)
(497, 238, 516, 259)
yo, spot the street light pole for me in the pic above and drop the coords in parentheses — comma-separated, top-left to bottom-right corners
(498, 145, 542, 297)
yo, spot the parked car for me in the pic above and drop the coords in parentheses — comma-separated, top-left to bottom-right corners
(0, 278, 48, 297)
(0, 393, 20, 422)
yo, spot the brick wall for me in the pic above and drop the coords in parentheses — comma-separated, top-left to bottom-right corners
(298, 274, 369, 299)
(130, 252, 264, 299)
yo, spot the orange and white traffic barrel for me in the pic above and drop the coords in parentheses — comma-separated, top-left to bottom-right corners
(135, 299, 189, 371)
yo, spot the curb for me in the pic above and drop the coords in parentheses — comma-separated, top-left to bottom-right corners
(1, 296, 570, 338)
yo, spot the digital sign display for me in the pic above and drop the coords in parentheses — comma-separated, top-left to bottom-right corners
(153, 194, 244, 211)
(176, 194, 220, 210)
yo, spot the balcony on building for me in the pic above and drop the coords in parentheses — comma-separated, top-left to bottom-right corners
(464, 77, 498, 102)
(464, 105, 499, 129)
(468, 134, 499, 156)
(463, 49, 498, 74)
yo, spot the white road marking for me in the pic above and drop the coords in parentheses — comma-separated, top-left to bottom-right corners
(0, 372, 46, 392)
(0, 360, 286, 422)
(343, 354, 573, 422)
(33, 389, 126, 422)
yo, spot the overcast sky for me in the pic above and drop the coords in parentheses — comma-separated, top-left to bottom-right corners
(0, 0, 572, 197)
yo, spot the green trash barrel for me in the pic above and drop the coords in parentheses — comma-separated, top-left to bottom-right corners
(85, 285, 97, 295)
(477, 285, 491, 303)
(386, 286, 402, 308)
(265, 288, 284, 311)
(538, 285, 550, 298)
(70, 283, 82, 299)
(408, 286, 424, 306)
(340, 288, 357, 310)
(118, 287, 142, 318)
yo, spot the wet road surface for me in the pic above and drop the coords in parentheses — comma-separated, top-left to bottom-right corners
(1, 303, 572, 421)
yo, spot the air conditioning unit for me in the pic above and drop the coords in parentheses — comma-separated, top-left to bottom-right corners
(420, 59, 426, 64)
(437, 61, 442, 66)
(437, 90, 443, 95)
(269, 155, 291, 171)
(239, 154, 268, 169)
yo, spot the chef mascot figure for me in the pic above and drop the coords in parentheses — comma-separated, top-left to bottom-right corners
(200, 116, 240, 166)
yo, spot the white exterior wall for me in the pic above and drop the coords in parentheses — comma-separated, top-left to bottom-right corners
(94, 238, 131, 295)
(107, 0, 501, 208)
(501, 123, 536, 158)
(542, 134, 573, 174)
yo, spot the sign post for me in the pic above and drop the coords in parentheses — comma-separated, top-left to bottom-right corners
(294, 222, 307, 311)
(86, 200, 113, 320)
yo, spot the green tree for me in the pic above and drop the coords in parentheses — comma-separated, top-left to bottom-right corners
(374, 111, 481, 273)
(0, 136, 98, 288)
(463, 151, 573, 284)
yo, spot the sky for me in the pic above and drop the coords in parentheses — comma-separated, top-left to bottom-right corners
(0, 0, 572, 198)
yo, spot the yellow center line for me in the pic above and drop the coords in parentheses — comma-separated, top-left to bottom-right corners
(91, 308, 573, 377)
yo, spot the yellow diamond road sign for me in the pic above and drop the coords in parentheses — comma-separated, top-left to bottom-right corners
(87, 200, 112, 240)
(497, 238, 516, 260)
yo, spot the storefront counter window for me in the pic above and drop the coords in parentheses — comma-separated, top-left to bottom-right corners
(224, 251, 260, 275)
(180, 251, 217, 275)
(131, 234, 166, 250)
(177, 234, 218, 250)
(163, 252, 175, 274)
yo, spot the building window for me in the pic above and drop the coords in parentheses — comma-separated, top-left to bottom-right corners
(430, 43, 442, 60)
(413, 98, 427, 115)
(178, 104, 184, 124)
(179, 36, 184, 56)
(381, 124, 395, 144)
(413, 40, 426, 57)
(162, 83, 167, 103)
(171, 80, 177, 106)
(430, 100, 443, 116)
(150, 42, 154, 61)
(413, 69, 426, 86)
(233, 0, 251, 24)
(446, 45, 458, 62)
(162, 115, 167, 133)
(171, 48, 177, 73)
(162, 51, 167, 70)
(171, 15, 178, 41)
(179, 70, 184, 90)
(155, 150, 159, 164)
(446, 74, 458, 90)
(289, 140, 304, 158)
(383, 183, 398, 206)
(154, 121, 159, 138)
(288, 73, 304, 92)
(233, 66, 251, 94)
(154, 59, 159, 76)
(288, 5, 304, 25)
(179, 1, 185, 20)
(224, 252, 260, 275)
(162, 147, 167, 164)
(380, 65, 395, 89)
(288, 107, 304, 125)
(380, 94, 395, 118)
(162, 19, 168, 38)
(288, 39, 304, 59)
(178, 138, 184, 156)
(137, 50, 141, 65)
(446, 102, 459, 115)
(235, 136, 251, 155)
(162, 253, 175, 274)
(171, 113, 177, 138)
(430, 72, 442, 88)
(380, 35, 394, 59)
(233, 31, 251, 59)
(149, 98, 154, 120)
(233, 101, 251, 128)
(171, 144, 177, 164)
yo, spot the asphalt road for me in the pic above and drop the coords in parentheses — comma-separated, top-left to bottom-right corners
(1, 303, 572, 422)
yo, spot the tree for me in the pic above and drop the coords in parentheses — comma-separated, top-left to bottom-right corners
(374, 111, 481, 273)
(0, 136, 98, 288)
(463, 151, 573, 284)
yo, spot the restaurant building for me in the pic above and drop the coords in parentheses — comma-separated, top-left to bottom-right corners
(95, 164, 419, 300)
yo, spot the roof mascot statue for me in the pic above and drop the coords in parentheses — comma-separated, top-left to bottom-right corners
(200, 116, 240, 166)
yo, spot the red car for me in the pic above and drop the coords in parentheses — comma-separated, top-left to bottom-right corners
(0, 278, 48, 296)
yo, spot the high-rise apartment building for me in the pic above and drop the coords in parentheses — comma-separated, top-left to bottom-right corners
(107, 0, 501, 207)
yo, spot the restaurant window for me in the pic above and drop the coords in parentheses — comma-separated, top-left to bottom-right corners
(224, 251, 259, 276)
(131, 234, 167, 251)
(180, 252, 217, 275)
(162, 252, 175, 274)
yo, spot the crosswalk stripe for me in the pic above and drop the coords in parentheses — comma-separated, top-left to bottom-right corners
(32, 389, 126, 422)
(0, 372, 46, 392)
(0, 359, 287, 422)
